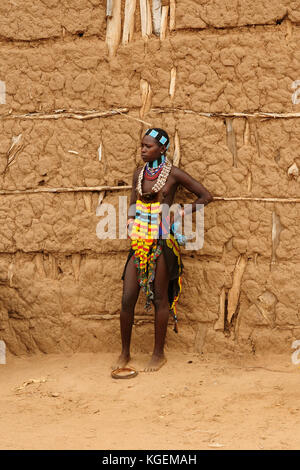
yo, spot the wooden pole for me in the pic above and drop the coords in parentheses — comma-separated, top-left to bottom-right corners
(169, 67, 176, 99)
(227, 255, 247, 324)
(170, 0, 176, 31)
(152, 108, 300, 119)
(0, 189, 300, 203)
(173, 130, 180, 166)
(152, 0, 162, 35)
(146, 0, 152, 36)
(140, 0, 148, 38)
(122, 0, 136, 45)
(140, 79, 152, 117)
(106, 0, 113, 17)
(0, 108, 129, 121)
(160, 5, 169, 40)
(0, 185, 132, 196)
(225, 118, 237, 167)
(106, 0, 121, 56)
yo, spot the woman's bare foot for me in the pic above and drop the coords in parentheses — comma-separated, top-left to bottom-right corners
(143, 354, 167, 372)
(112, 353, 131, 370)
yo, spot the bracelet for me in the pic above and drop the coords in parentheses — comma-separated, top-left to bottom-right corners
(111, 367, 138, 379)
(127, 218, 134, 227)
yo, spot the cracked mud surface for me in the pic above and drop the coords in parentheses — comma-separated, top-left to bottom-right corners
(0, 2, 300, 451)
(0, 1, 300, 357)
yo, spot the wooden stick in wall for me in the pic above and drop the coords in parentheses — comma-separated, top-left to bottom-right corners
(122, 0, 136, 45)
(152, 108, 300, 119)
(169, 67, 176, 99)
(170, 0, 176, 31)
(106, 0, 113, 17)
(227, 255, 247, 324)
(160, 5, 169, 40)
(225, 118, 237, 167)
(140, 0, 148, 38)
(106, 0, 122, 56)
(214, 287, 226, 331)
(1, 188, 300, 202)
(140, 79, 152, 118)
(0, 186, 132, 196)
(173, 130, 180, 167)
(152, 0, 162, 35)
(146, 0, 152, 36)
(0, 108, 129, 121)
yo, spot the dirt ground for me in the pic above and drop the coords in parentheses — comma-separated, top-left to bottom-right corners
(1, 350, 299, 450)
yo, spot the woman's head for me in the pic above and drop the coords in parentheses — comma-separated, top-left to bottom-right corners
(141, 128, 170, 163)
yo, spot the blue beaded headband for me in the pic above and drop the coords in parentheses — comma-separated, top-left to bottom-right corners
(145, 128, 170, 150)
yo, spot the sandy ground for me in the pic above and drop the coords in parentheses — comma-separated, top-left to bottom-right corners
(1, 350, 300, 450)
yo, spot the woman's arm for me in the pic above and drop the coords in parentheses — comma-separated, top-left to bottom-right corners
(127, 167, 140, 221)
(172, 167, 213, 217)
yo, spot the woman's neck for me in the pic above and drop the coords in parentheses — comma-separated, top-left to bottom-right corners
(148, 155, 165, 169)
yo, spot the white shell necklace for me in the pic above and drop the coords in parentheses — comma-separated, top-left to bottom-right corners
(137, 157, 172, 196)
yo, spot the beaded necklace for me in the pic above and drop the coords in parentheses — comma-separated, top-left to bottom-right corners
(144, 156, 165, 180)
(137, 156, 172, 196)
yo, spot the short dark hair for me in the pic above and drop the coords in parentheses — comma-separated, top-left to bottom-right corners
(144, 128, 170, 149)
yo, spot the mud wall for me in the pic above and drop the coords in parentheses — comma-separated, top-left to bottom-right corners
(0, 0, 300, 356)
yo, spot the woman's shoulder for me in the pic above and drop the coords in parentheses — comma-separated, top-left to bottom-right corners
(132, 165, 143, 180)
(170, 164, 186, 180)
(136, 165, 144, 172)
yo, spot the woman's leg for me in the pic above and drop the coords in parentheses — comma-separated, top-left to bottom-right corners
(113, 256, 140, 369)
(144, 253, 170, 372)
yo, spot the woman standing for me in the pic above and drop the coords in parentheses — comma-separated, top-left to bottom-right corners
(114, 128, 213, 372)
